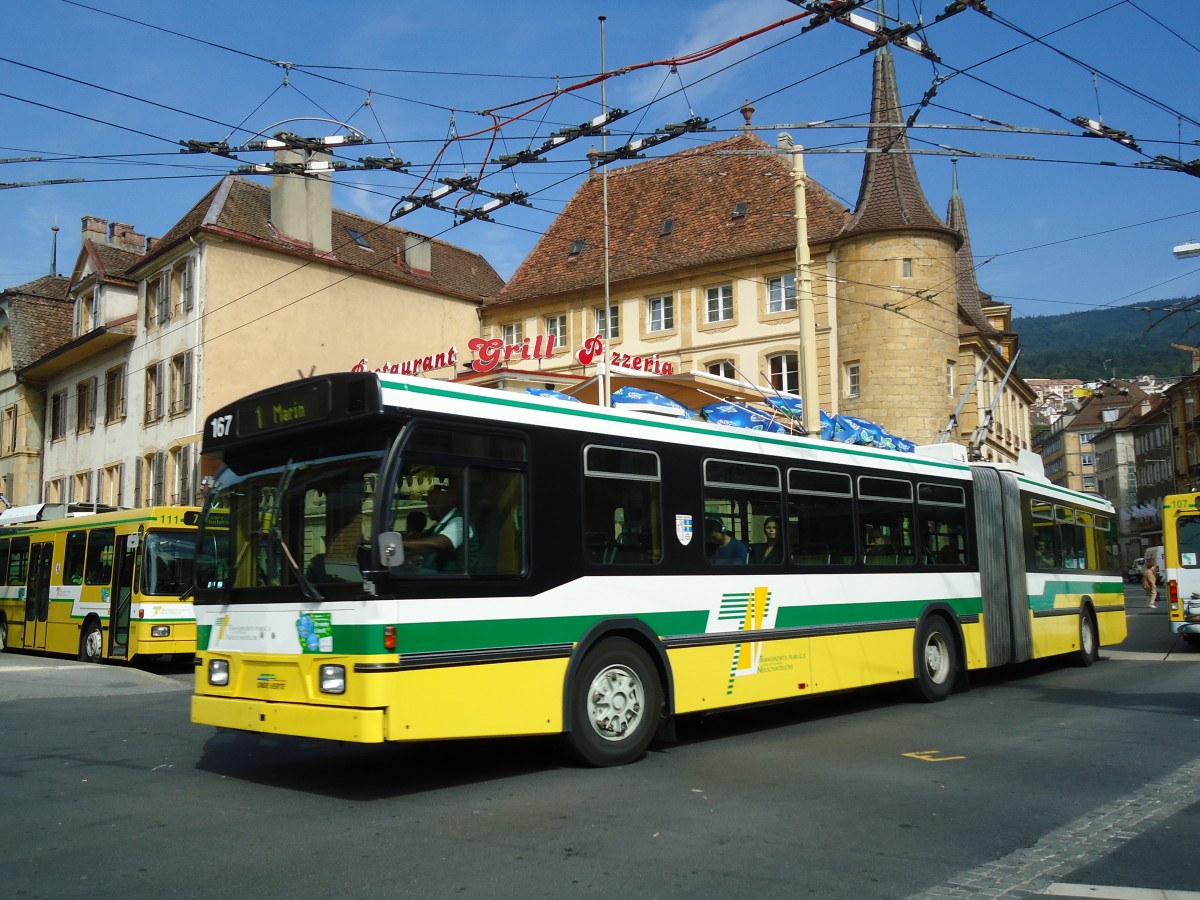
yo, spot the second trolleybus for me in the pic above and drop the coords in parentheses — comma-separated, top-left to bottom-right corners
(0, 505, 220, 662)
(1160, 491, 1200, 644)
(191, 372, 1126, 766)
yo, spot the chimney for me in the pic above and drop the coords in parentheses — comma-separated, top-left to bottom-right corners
(108, 222, 145, 253)
(270, 147, 332, 253)
(404, 233, 432, 275)
(81, 215, 108, 244)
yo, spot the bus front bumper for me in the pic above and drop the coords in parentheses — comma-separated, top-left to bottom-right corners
(192, 693, 386, 743)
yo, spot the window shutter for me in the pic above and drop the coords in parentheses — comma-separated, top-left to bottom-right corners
(134, 457, 143, 507)
(117, 462, 125, 507)
(183, 352, 193, 411)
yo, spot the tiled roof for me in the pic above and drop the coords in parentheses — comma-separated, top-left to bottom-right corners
(146, 176, 502, 303)
(87, 241, 143, 285)
(498, 132, 849, 304)
(0, 276, 73, 368)
(1069, 381, 1149, 429)
(842, 46, 959, 242)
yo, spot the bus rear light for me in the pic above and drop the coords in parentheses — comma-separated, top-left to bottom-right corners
(319, 664, 346, 694)
(383, 625, 397, 650)
(151, 625, 171, 638)
(208, 659, 230, 686)
(1169, 580, 1179, 612)
(138, 609, 145, 618)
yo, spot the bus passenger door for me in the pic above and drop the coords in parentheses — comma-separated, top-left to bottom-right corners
(108, 535, 137, 658)
(24, 542, 53, 651)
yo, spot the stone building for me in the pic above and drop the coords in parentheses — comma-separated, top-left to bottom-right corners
(482, 43, 1033, 459)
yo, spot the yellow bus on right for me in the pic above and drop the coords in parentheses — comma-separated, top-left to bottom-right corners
(1162, 492, 1200, 644)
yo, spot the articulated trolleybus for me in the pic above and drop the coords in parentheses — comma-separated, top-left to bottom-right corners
(0, 505, 216, 662)
(192, 373, 1125, 766)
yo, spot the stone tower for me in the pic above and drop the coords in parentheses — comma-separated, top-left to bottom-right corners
(834, 43, 961, 444)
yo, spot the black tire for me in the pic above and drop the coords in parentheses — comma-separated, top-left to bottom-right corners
(906, 616, 956, 703)
(0, 615, 7, 652)
(1074, 609, 1098, 667)
(78, 619, 103, 663)
(565, 638, 662, 767)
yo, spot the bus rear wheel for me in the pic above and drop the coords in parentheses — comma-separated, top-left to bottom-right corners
(907, 616, 956, 703)
(0, 615, 7, 652)
(1074, 609, 1098, 667)
(78, 620, 103, 663)
(566, 638, 661, 767)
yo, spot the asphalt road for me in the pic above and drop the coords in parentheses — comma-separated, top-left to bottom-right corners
(2, 585, 1198, 900)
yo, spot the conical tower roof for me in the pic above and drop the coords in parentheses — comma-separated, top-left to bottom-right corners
(841, 45, 959, 243)
(946, 161, 999, 336)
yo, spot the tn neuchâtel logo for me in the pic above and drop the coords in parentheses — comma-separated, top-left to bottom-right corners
(708, 587, 774, 695)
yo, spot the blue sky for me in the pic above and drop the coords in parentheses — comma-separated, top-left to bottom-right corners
(4, 0, 1200, 336)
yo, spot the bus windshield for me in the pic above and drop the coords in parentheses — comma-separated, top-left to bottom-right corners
(142, 531, 226, 597)
(196, 447, 387, 599)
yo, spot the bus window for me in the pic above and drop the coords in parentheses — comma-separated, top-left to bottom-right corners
(85, 528, 115, 585)
(0, 538, 9, 583)
(788, 469, 854, 566)
(704, 459, 780, 567)
(583, 445, 662, 566)
(143, 532, 224, 596)
(918, 483, 967, 565)
(1177, 516, 1200, 568)
(64, 530, 87, 585)
(7, 536, 28, 585)
(859, 476, 915, 565)
(1030, 500, 1055, 569)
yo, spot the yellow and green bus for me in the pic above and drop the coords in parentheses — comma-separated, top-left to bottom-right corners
(1162, 492, 1200, 644)
(0, 505, 219, 662)
(191, 373, 1126, 766)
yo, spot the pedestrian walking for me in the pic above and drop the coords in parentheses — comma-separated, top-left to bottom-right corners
(1142, 562, 1159, 609)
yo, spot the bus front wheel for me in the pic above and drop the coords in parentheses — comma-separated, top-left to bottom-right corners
(0, 615, 7, 652)
(566, 638, 661, 767)
(907, 616, 956, 703)
(78, 620, 103, 663)
(1074, 609, 1098, 667)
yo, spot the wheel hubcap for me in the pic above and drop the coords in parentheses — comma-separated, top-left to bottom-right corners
(586, 664, 643, 742)
(924, 634, 950, 683)
(85, 629, 101, 660)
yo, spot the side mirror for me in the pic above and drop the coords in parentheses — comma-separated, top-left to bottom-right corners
(377, 531, 404, 573)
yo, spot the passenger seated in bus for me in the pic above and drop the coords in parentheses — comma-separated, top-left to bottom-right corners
(403, 483, 476, 574)
(705, 517, 749, 565)
(864, 527, 896, 563)
(1033, 539, 1053, 568)
(750, 516, 783, 564)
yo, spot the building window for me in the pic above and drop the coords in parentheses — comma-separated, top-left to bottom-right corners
(147, 272, 171, 327)
(45, 478, 64, 503)
(707, 360, 736, 380)
(144, 451, 167, 506)
(705, 284, 733, 323)
(3, 405, 16, 454)
(545, 314, 567, 345)
(145, 361, 165, 423)
(846, 362, 861, 398)
(647, 295, 674, 332)
(766, 275, 795, 314)
(1080, 453, 1095, 466)
(75, 289, 100, 336)
(0, 328, 11, 372)
(768, 352, 798, 395)
(171, 444, 193, 505)
(169, 351, 193, 416)
(50, 390, 67, 441)
(100, 463, 124, 507)
(902, 258, 913, 278)
(72, 471, 92, 505)
(595, 305, 619, 339)
(501, 322, 524, 345)
(947, 360, 956, 397)
(105, 365, 127, 424)
(75, 377, 97, 433)
(177, 259, 195, 314)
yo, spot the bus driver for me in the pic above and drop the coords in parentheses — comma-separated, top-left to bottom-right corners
(402, 483, 474, 574)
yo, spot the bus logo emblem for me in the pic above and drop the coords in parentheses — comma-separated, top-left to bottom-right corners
(708, 587, 775, 694)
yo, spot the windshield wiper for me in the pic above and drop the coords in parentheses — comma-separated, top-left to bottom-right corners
(262, 461, 324, 602)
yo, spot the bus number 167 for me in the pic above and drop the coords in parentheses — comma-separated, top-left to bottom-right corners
(210, 414, 233, 438)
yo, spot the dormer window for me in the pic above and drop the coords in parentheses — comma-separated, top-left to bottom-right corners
(732, 202, 747, 219)
(569, 239, 585, 256)
(660, 218, 674, 236)
(346, 227, 371, 249)
(75, 289, 100, 336)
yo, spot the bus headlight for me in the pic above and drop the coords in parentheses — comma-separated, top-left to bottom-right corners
(319, 664, 346, 694)
(208, 659, 230, 686)
(151, 625, 171, 638)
